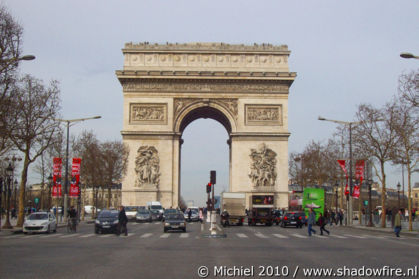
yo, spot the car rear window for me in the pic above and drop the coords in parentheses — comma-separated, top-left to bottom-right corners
(125, 206, 137, 211)
(98, 211, 118, 218)
(166, 214, 184, 220)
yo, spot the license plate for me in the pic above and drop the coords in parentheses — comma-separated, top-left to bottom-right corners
(172, 225, 179, 228)
(102, 225, 110, 228)
(290, 222, 296, 224)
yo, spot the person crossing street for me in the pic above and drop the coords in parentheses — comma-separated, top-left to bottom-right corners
(307, 208, 317, 236)
(117, 205, 128, 236)
(318, 213, 330, 235)
(394, 209, 402, 238)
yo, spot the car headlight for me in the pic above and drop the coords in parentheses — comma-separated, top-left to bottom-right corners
(95, 220, 100, 224)
(113, 220, 119, 224)
(41, 222, 49, 226)
(165, 222, 170, 226)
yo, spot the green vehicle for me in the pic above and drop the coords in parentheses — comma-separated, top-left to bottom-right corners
(302, 188, 324, 221)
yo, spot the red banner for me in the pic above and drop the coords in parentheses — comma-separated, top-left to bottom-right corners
(52, 158, 62, 198)
(352, 160, 365, 199)
(69, 158, 81, 198)
(338, 160, 350, 196)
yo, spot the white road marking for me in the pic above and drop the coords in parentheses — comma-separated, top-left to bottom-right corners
(99, 234, 113, 238)
(140, 233, 153, 238)
(60, 233, 80, 238)
(273, 233, 289, 239)
(179, 233, 189, 238)
(216, 225, 222, 231)
(313, 234, 327, 239)
(292, 233, 308, 239)
(236, 233, 248, 238)
(329, 234, 347, 239)
(160, 234, 170, 238)
(80, 233, 95, 238)
(126, 233, 135, 237)
(344, 234, 366, 239)
(255, 233, 268, 238)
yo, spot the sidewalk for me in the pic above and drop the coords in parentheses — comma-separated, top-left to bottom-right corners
(352, 224, 419, 237)
(0, 215, 94, 235)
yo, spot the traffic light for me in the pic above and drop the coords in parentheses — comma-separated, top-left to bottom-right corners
(206, 183, 212, 193)
(210, 170, 216, 184)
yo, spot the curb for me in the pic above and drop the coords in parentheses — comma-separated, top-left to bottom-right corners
(352, 225, 419, 237)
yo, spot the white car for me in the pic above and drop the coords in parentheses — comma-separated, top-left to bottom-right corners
(23, 212, 57, 234)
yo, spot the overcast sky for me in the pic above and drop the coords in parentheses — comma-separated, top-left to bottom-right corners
(4, 0, 418, 206)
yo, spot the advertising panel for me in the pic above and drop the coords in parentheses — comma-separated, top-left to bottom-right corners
(302, 188, 324, 221)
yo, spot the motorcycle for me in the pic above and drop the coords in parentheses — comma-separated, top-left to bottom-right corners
(221, 211, 230, 227)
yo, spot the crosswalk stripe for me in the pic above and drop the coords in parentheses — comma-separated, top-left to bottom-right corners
(99, 234, 113, 238)
(273, 233, 289, 239)
(80, 234, 95, 238)
(255, 233, 268, 238)
(236, 233, 248, 238)
(160, 234, 170, 238)
(179, 233, 189, 238)
(126, 233, 135, 237)
(292, 233, 308, 239)
(23, 234, 39, 238)
(313, 234, 327, 239)
(344, 234, 366, 239)
(40, 234, 54, 238)
(60, 233, 80, 238)
(329, 234, 347, 239)
(141, 233, 153, 238)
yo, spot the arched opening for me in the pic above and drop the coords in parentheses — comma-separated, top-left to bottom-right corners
(178, 107, 232, 208)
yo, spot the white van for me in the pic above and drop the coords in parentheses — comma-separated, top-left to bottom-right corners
(147, 201, 164, 214)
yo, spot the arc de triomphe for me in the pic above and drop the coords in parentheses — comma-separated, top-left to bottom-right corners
(116, 42, 296, 209)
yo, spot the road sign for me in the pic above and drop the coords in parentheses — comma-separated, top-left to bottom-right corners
(34, 197, 39, 204)
(363, 200, 368, 206)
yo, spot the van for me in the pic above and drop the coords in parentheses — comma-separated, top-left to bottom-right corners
(147, 201, 164, 214)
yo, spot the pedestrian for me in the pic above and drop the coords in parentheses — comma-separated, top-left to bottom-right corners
(394, 209, 402, 238)
(338, 210, 344, 226)
(330, 211, 336, 226)
(307, 208, 317, 236)
(187, 208, 192, 222)
(318, 213, 330, 235)
(11, 207, 16, 219)
(117, 205, 128, 236)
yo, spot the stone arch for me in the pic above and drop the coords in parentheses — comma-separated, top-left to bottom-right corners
(174, 100, 237, 134)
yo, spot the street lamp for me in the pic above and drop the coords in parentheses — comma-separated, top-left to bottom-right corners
(318, 116, 360, 226)
(13, 179, 18, 212)
(54, 116, 101, 221)
(48, 174, 53, 211)
(367, 178, 374, 227)
(397, 182, 401, 209)
(0, 54, 36, 72)
(400, 52, 419, 59)
(2, 163, 14, 229)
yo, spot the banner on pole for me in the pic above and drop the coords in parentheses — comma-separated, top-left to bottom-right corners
(69, 158, 81, 198)
(352, 160, 365, 199)
(52, 158, 62, 198)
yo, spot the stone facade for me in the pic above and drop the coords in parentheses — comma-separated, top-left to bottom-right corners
(116, 42, 296, 209)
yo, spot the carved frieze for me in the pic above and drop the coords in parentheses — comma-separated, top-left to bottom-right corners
(135, 146, 161, 189)
(249, 144, 277, 188)
(122, 79, 289, 94)
(245, 104, 282, 126)
(174, 98, 238, 120)
(130, 103, 167, 125)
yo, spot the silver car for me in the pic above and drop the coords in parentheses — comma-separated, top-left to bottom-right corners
(135, 208, 152, 223)
(23, 212, 57, 234)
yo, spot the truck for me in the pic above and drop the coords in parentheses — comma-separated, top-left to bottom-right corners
(221, 192, 246, 226)
(147, 201, 164, 214)
(248, 195, 274, 226)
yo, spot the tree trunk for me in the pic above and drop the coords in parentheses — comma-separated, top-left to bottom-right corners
(407, 166, 412, 231)
(17, 151, 30, 227)
(107, 185, 111, 208)
(380, 162, 386, 228)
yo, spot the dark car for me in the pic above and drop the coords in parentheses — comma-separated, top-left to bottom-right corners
(162, 208, 181, 221)
(281, 211, 306, 228)
(95, 210, 119, 234)
(163, 213, 186, 233)
(272, 210, 284, 226)
(150, 209, 163, 221)
(135, 208, 152, 223)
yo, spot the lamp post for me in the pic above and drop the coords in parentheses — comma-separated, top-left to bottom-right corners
(54, 116, 101, 222)
(48, 174, 53, 211)
(13, 179, 18, 212)
(0, 54, 36, 72)
(2, 163, 14, 229)
(335, 182, 339, 216)
(397, 182, 401, 209)
(367, 178, 374, 227)
(400, 52, 419, 59)
(318, 116, 359, 226)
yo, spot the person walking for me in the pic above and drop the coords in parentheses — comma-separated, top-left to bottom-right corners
(318, 213, 330, 235)
(117, 205, 128, 236)
(338, 210, 344, 226)
(394, 209, 402, 238)
(330, 211, 336, 226)
(307, 208, 317, 236)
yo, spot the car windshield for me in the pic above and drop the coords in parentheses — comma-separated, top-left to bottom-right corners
(164, 209, 177, 214)
(138, 209, 149, 214)
(166, 214, 184, 220)
(150, 205, 162, 210)
(125, 206, 137, 212)
(98, 211, 118, 218)
(28, 214, 48, 220)
(256, 209, 270, 217)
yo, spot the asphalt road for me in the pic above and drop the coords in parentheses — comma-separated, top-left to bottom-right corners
(1, 221, 418, 279)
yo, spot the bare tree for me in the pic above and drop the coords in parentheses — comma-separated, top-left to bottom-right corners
(353, 103, 398, 228)
(72, 131, 103, 219)
(101, 141, 129, 208)
(391, 95, 419, 231)
(398, 70, 419, 108)
(9, 75, 61, 226)
(0, 5, 23, 156)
